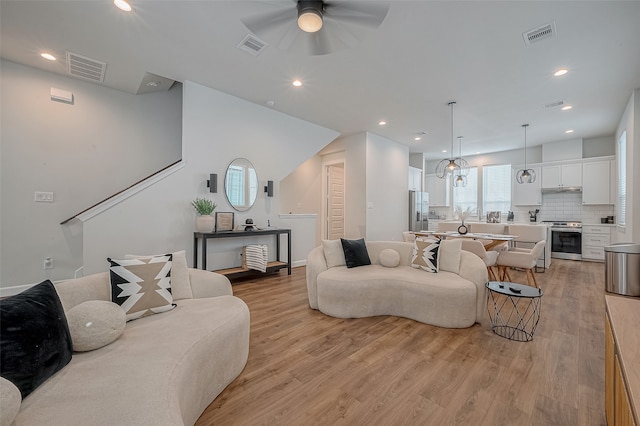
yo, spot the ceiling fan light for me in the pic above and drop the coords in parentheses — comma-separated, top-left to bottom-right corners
(298, 9, 323, 33)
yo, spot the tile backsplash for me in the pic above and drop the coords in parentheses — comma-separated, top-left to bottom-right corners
(429, 192, 614, 225)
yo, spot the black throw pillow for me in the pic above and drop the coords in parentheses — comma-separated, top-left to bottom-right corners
(0, 280, 73, 398)
(340, 238, 372, 268)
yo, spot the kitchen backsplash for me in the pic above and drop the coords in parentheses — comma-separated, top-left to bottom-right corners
(429, 192, 614, 224)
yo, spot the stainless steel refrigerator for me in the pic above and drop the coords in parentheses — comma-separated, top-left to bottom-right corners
(409, 190, 429, 231)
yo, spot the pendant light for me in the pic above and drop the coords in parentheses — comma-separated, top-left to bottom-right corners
(435, 101, 461, 179)
(453, 136, 469, 187)
(516, 123, 536, 184)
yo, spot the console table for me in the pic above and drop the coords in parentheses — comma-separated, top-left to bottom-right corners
(193, 228, 291, 279)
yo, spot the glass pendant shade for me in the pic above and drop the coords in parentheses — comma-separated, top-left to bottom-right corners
(516, 123, 536, 184)
(453, 173, 467, 187)
(452, 136, 469, 187)
(435, 101, 460, 179)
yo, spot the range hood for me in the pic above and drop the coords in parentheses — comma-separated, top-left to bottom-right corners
(541, 186, 582, 194)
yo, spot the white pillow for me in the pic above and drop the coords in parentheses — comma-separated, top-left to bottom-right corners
(0, 377, 21, 426)
(66, 300, 126, 352)
(379, 249, 400, 268)
(125, 250, 192, 300)
(439, 239, 462, 274)
(321, 239, 346, 268)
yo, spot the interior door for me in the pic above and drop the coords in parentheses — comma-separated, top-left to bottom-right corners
(327, 164, 345, 239)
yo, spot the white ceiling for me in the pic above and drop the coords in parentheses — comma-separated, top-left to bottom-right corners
(2, 1, 640, 159)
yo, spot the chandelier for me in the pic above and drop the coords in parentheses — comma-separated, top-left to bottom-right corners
(516, 124, 536, 184)
(453, 136, 469, 187)
(435, 101, 464, 179)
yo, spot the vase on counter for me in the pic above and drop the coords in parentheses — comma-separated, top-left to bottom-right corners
(196, 215, 214, 233)
(457, 221, 468, 235)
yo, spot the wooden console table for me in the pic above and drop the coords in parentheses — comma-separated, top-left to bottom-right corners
(193, 228, 291, 279)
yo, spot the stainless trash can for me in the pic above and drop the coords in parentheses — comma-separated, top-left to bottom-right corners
(605, 243, 640, 296)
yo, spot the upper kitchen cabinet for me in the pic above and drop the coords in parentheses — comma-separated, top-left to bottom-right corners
(583, 160, 611, 205)
(425, 174, 450, 207)
(409, 166, 422, 191)
(512, 165, 542, 205)
(541, 162, 582, 190)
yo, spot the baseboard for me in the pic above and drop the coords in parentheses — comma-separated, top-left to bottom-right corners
(292, 259, 307, 268)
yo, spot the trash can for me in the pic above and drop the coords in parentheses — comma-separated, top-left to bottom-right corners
(605, 243, 640, 296)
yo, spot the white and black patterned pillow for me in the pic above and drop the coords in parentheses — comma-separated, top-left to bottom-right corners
(411, 237, 439, 273)
(108, 254, 175, 321)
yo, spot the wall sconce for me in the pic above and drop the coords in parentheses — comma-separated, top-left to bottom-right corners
(206, 174, 217, 193)
(264, 180, 273, 197)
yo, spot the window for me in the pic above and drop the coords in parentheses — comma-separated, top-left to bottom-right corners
(618, 131, 627, 227)
(453, 167, 478, 214)
(483, 164, 512, 214)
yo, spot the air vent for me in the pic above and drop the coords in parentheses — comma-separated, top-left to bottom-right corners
(523, 21, 557, 46)
(544, 99, 565, 109)
(237, 34, 268, 56)
(66, 52, 106, 82)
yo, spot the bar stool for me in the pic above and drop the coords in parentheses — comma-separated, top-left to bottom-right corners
(496, 241, 546, 288)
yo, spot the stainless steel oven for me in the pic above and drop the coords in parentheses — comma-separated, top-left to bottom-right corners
(544, 221, 582, 260)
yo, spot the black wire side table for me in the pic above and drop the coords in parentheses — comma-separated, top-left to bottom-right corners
(486, 281, 543, 342)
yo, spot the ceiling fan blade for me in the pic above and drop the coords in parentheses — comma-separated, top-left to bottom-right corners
(323, 1, 389, 29)
(277, 23, 302, 51)
(306, 29, 333, 56)
(241, 7, 296, 37)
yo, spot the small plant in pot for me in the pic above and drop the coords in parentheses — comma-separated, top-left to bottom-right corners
(192, 197, 217, 233)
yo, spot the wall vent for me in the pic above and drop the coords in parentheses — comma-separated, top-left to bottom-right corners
(523, 21, 557, 46)
(66, 51, 107, 82)
(237, 34, 268, 56)
(544, 99, 565, 109)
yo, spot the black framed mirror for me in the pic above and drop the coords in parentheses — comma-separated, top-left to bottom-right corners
(224, 158, 258, 212)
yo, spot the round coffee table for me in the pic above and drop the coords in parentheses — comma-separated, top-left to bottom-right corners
(486, 281, 543, 342)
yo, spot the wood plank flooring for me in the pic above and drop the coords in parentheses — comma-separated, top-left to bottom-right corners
(196, 259, 607, 426)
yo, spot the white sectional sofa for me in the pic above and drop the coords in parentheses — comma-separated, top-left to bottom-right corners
(8, 268, 249, 426)
(306, 241, 488, 328)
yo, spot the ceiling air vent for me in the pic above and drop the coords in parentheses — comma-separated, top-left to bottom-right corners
(237, 34, 268, 56)
(523, 21, 557, 46)
(544, 99, 565, 109)
(66, 51, 107, 82)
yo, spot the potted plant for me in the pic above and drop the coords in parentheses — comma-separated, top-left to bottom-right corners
(192, 197, 217, 233)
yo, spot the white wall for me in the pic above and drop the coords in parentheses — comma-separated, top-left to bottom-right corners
(82, 81, 339, 275)
(0, 59, 182, 287)
(365, 133, 408, 241)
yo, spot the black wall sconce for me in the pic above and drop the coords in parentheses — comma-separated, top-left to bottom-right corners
(206, 174, 217, 193)
(264, 180, 273, 197)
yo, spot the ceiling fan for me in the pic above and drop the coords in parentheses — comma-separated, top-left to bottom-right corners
(241, 1, 390, 56)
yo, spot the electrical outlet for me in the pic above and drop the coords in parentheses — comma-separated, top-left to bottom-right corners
(35, 192, 54, 202)
(43, 257, 53, 270)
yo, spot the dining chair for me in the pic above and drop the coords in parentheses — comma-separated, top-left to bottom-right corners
(461, 239, 498, 280)
(506, 224, 548, 271)
(496, 240, 546, 288)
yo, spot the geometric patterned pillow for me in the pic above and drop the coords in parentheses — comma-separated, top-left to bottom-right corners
(108, 254, 175, 321)
(411, 237, 439, 273)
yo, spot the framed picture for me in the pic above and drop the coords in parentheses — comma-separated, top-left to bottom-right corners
(215, 212, 234, 232)
(486, 211, 501, 223)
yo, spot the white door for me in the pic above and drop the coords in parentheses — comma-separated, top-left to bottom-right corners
(327, 164, 345, 239)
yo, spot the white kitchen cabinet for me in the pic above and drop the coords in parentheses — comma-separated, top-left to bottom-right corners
(583, 160, 611, 205)
(512, 165, 542, 205)
(408, 166, 422, 191)
(542, 162, 582, 189)
(582, 225, 611, 262)
(425, 174, 450, 207)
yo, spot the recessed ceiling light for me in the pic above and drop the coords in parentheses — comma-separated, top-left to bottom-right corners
(146, 81, 160, 87)
(442, 150, 447, 153)
(40, 53, 56, 61)
(565, 129, 574, 134)
(114, 0, 132, 12)
(561, 105, 573, 111)
(292, 80, 302, 87)
(414, 136, 421, 141)
(378, 121, 387, 126)
(554, 68, 568, 77)
(476, 152, 480, 154)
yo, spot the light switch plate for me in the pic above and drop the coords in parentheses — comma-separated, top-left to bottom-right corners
(35, 192, 54, 202)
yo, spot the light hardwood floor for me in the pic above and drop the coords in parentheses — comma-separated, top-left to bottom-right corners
(196, 259, 606, 425)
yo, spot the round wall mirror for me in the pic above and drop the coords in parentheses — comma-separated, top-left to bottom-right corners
(224, 158, 258, 212)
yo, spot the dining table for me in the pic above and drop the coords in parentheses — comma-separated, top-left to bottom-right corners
(420, 231, 517, 251)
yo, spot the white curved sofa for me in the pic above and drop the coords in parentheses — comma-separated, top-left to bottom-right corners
(12, 268, 249, 426)
(306, 241, 488, 328)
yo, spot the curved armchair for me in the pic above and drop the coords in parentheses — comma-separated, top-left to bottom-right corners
(461, 239, 498, 280)
(496, 241, 546, 288)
